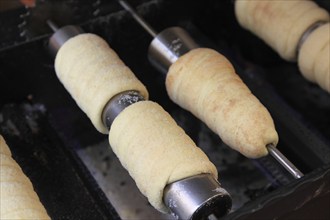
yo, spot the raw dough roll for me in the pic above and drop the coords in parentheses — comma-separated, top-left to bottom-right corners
(0, 135, 50, 220)
(235, 0, 330, 61)
(298, 23, 330, 92)
(109, 101, 218, 213)
(55, 33, 149, 134)
(166, 48, 278, 158)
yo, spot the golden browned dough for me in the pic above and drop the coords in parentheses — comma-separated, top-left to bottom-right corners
(235, 0, 329, 61)
(55, 33, 149, 134)
(109, 101, 218, 212)
(166, 48, 278, 158)
(0, 135, 50, 219)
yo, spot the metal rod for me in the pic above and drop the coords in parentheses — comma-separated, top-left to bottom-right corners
(117, 0, 158, 38)
(267, 145, 304, 179)
(47, 20, 59, 32)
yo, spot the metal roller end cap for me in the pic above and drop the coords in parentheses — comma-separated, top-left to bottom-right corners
(148, 26, 199, 74)
(164, 174, 232, 220)
(102, 91, 145, 129)
(48, 25, 84, 57)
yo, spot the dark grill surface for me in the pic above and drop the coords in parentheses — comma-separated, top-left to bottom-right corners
(0, 0, 329, 219)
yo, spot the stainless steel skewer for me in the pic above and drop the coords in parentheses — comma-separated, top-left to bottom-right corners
(117, 0, 157, 38)
(267, 144, 304, 179)
(116, 0, 304, 180)
(47, 20, 59, 32)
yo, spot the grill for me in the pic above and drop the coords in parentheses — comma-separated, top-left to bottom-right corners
(0, 0, 329, 219)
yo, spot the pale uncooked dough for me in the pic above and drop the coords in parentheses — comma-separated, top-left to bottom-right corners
(166, 48, 279, 158)
(235, 0, 329, 61)
(109, 101, 218, 213)
(55, 33, 149, 133)
(298, 23, 330, 93)
(0, 135, 50, 220)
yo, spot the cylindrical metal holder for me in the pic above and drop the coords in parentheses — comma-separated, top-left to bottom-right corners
(102, 91, 145, 129)
(148, 27, 199, 74)
(164, 174, 232, 220)
(48, 24, 84, 57)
